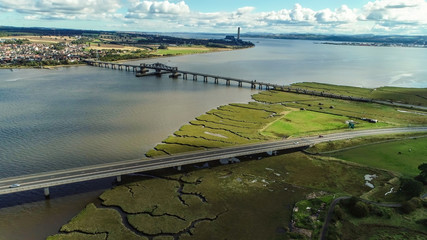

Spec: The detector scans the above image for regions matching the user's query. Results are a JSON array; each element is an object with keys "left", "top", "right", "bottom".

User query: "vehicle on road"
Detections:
[
  {"left": 319, "top": 135, "right": 324, "bottom": 138},
  {"left": 9, "top": 183, "right": 20, "bottom": 188}
]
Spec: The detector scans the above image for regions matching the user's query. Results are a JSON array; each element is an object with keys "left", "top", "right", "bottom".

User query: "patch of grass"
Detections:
[
  {"left": 328, "top": 137, "right": 427, "bottom": 177},
  {"left": 292, "top": 82, "right": 427, "bottom": 107},
  {"left": 128, "top": 214, "right": 189, "bottom": 235},
  {"left": 100, "top": 178, "right": 180, "bottom": 214},
  {"left": 307, "top": 133, "right": 427, "bottom": 154},
  {"left": 58, "top": 203, "right": 146, "bottom": 240},
  {"left": 147, "top": 103, "right": 288, "bottom": 156},
  {"left": 252, "top": 90, "right": 426, "bottom": 125},
  {"left": 262, "top": 110, "right": 388, "bottom": 138},
  {"left": 47, "top": 232, "right": 106, "bottom": 240},
  {"left": 145, "top": 149, "right": 168, "bottom": 158},
  {"left": 154, "top": 46, "right": 224, "bottom": 56},
  {"left": 155, "top": 144, "right": 204, "bottom": 155}
]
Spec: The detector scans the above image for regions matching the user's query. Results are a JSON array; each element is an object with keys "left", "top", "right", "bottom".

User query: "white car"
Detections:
[{"left": 9, "top": 183, "right": 21, "bottom": 188}]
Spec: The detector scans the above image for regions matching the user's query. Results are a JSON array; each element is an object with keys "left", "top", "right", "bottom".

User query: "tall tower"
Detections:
[{"left": 237, "top": 27, "right": 241, "bottom": 40}]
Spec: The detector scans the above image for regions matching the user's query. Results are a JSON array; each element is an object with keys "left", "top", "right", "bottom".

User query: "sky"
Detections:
[{"left": 0, "top": 0, "right": 426, "bottom": 35}]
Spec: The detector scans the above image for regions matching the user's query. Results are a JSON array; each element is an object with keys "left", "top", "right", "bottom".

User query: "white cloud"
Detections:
[
  {"left": 1, "top": 0, "right": 427, "bottom": 34},
  {"left": 315, "top": 5, "right": 358, "bottom": 23},
  {"left": 362, "top": 0, "right": 427, "bottom": 25},
  {"left": 0, "top": 0, "right": 121, "bottom": 20},
  {"left": 127, "top": 1, "right": 190, "bottom": 17}
]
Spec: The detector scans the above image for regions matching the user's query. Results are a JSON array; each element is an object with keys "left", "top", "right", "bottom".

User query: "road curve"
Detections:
[{"left": 0, "top": 127, "right": 426, "bottom": 196}]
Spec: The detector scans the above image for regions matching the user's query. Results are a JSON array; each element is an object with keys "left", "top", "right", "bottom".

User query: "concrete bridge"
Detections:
[
  {"left": 85, "top": 60, "right": 286, "bottom": 90},
  {"left": 85, "top": 60, "right": 427, "bottom": 111},
  {"left": 1, "top": 127, "right": 426, "bottom": 198}
]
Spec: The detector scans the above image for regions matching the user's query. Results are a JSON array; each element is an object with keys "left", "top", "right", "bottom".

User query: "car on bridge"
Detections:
[{"left": 9, "top": 183, "right": 20, "bottom": 188}]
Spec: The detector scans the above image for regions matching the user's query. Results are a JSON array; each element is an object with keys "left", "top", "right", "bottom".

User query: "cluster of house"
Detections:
[{"left": 0, "top": 40, "right": 89, "bottom": 64}]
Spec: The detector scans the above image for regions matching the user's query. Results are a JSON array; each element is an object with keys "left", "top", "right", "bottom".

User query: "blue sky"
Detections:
[{"left": 1, "top": 0, "right": 426, "bottom": 35}]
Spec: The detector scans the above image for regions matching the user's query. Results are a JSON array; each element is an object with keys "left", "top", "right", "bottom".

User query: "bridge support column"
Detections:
[
  {"left": 169, "top": 72, "right": 181, "bottom": 78},
  {"left": 204, "top": 76, "right": 208, "bottom": 83},
  {"left": 183, "top": 73, "right": 187, "bottom": 80},
  {"left": 238, "top": 81, "right": 242, "bottom": 87},
  {"left": 44, "top": 187, "right": 50, "bottom": 198},
  {"left": 193, "top": 75, "right": 197, "bottom": 81},
  {"left": 214, "top": 78, "right": 218, "bottom": 84},
  {"left": 155, "top": 69, "right": 162, "bottom": 77},
  {"left": 259, "top": 84, "right": 262, "bottom": 89},
  {"left": 226, "top": 80, "right": 230, "bottom": 86},
  {"left": 116, "top": 175, "right": 122, "bottom": 183},
  {"left": 177, "top": 165, "right": 182, "bottom": 171}
]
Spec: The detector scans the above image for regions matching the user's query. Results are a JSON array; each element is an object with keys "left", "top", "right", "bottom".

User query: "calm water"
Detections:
[{"left": 0, "top": 38, "right": 426, "bottom": 239}]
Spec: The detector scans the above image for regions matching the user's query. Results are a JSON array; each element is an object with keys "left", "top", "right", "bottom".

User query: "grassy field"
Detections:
[
  {"left": 50, "top": 151, "right": 398, "bottom": 239},
  {"left": 2, "top": 35, "right": 78, "bottom": 44},
  {"left": 146, "top": 102, "right": 287, "bottom": 157},
  {"left": 49, "top": 84, "right": 427, "bottom": 239},
  {"left": 154, "top": 46, "right": 227, "bottom": 56},
  {"left": 292, "top": 82, "right": 427, "bottom": 106},
  {"left": 48, "top": 203, "right": 146, "bottom": 240},
  {"left": 262, "top": 110, "right": 389, "bottom": 138},
  {"left": 328, "top": 136, "right": 427, "bottom": 177},
  {"left": 253, "top": 90, "right": 427, "bottom": 126},
  {"left": 146, "top": 87, "right": 427, "bottom": 158}
]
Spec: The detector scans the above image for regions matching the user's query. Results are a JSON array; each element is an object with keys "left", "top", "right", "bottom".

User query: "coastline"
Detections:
[{"left": 1, "top": 45, "right": 252, "bottom": 70}]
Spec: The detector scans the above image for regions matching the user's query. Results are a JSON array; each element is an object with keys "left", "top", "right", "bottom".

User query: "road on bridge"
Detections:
[{"left": 0, "top": 127, "right": 426, "bottom": 196}]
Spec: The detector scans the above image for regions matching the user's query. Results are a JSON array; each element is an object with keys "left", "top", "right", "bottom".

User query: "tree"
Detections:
[
  {"left": 158, "top": 44, "right": 168, "bottom": 49},
  {"left": 350, "top": 201, "right": 369, "bottom": 218},
  {"left": 415, "top": 163, "right": 427, "bottom": 184},
  {"left": 399, "top": 178, "right": 423, "bottom": 198}
]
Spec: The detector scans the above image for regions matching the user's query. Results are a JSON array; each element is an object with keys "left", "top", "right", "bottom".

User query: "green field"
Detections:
[
  {"left": 328, "top": 137, "right": 427, "bottom": 177},
  {"left": 262, "top": 110, "right": 389, "bottom": 137},
  {"left": 50, "top": 151, "right": 399, "bottom": 239},
  {"left": 146, "top": 102, "right": 287, "bottom": 157},
  {"left": 49, "top": 84, "right": 427, "bottom": 240},
  {"left": 291, "top": 82, "right": 427, "bottom": 106}
]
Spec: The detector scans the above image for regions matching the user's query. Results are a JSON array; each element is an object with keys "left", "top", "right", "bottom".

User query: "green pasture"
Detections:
[
  {"left": 328, "top": 137, "right": 427, "bottom": 177},
  {"left": 307, "top": 133, "right": 427, "bottom": 154},
  {"left": 252, "top": 90, "right": 426, "bottom": 125},
  {"left": 261, "top": 110, "right": 387, "bottom": 137},
  {"left": 292, "top": 82, "right": 427, "bottom": 106}
]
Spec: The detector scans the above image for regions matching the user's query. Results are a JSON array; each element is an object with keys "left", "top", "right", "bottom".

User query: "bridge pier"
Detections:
[
  {"left": 116, "top": 175, "right": 122, "bottom": 183},
  {"left": 183, "top": 73, "right": 187, "bottom": 80},
  {"left": 177, "top": 165, "right": 182, "bottom": 171},
  {"left": 193, "top": 75, "right": 198, "bottom": 81},
  {"left": 169, "top": 72, "right": 181, "bottom": 78},
  {"left": 238, "top": 81, "right": 242, "bottom": 87},
  {"left": 204, "top": 76, "right": 208, "bottom": 83},
  {"left": 226, "top": 80, "right": 230, "bottom": 86},
  {"left": 214, "top": 78, "right": 218, "bottom": 84},
  {"left": 44, "top": 187, "right": 50, "bottom": 198}
]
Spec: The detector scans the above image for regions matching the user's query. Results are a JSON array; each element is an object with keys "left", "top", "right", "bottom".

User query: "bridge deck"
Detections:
[{"left": 1, "top": 127, "right": 426, "bottom": 196}]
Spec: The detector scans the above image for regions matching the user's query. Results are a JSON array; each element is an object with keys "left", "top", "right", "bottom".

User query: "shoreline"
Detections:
[{"left": 1, "top": 45, "right": 252, "bottom": 70}]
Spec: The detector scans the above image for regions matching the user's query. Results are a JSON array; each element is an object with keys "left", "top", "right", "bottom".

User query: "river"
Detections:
[{"left": 0, "top": 38, "right": 426, "bottom": 240}]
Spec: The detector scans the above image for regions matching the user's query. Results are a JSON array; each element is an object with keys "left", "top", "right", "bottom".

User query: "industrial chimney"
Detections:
[{"left": 237, "top": 27, "right": 241, "bottom": 40}]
